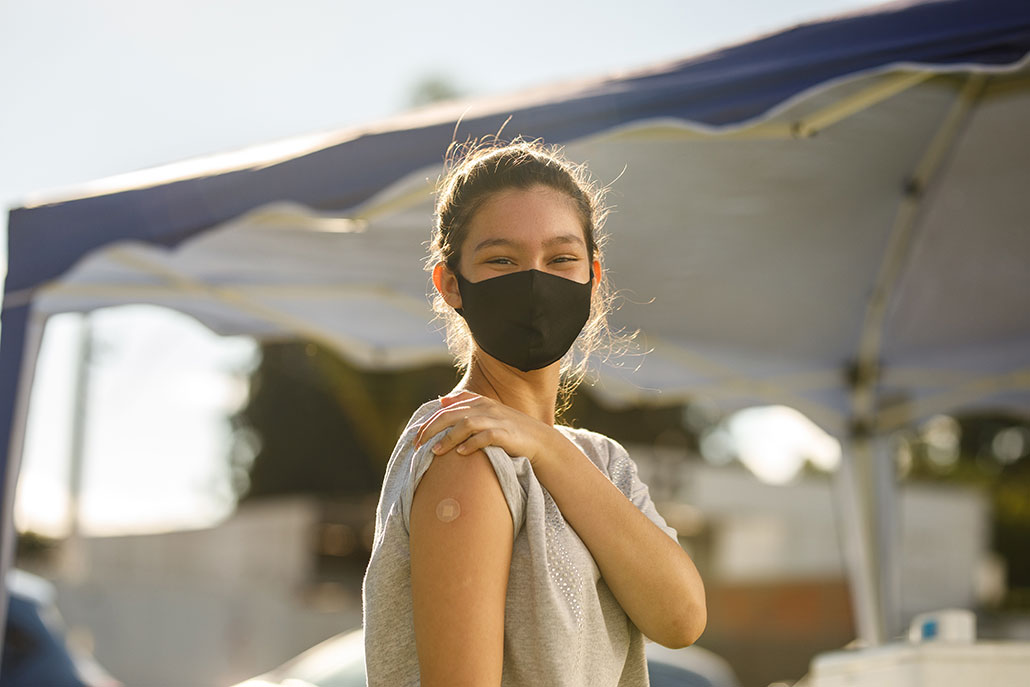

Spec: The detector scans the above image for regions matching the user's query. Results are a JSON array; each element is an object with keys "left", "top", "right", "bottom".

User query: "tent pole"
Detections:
[
  {"left": 62, "top": 313, "right": 93, "bottom": 581},
  {"left": 837, "top": 429, "right": 903, "bottom": 644},
  {"left": 837, "top": 72, "right": 987, "bottom": 648},
  {"left": 871, "top": 433, "right": 903, "bottom": 640},
  {"left": 0, "top": 309, "right": 48, "bottom": 658},
  {"left": 833, "top": 434, "right": 885, "bottom": 645}
]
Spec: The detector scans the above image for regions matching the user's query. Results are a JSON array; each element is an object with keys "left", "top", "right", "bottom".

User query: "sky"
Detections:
[{"left": 0, "top": 0, "right": 879, "bottom": 536}]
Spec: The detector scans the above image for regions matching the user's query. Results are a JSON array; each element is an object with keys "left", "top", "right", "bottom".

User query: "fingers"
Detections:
[
  {"left": 451, "top": 428, "right": 501, "bottom": 456},
  {"left": 428, "top": 413, "right": 490, "bottom": 455},
  {"left": 416, "top": 394, "right": 488, "bottom": 447},
  {"left": 413, "top": 393, "right": 509, "bottom": 457},
  {"left": 416, "top": 402, "right": 477, "bottom": 448},
  {"left": 415, "top": 406, "right": 448, "bottom": 448},
  {"left": 440, "top": 390, "right": 481, "bottom": 408}
]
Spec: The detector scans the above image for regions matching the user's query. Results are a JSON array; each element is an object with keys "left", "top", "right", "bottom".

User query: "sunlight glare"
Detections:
[{"left": 726, "top": 405, "right": 841, "bottom": 484}]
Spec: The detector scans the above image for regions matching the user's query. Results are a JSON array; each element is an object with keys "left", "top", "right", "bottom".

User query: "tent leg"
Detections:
[
  {"left": 61, "top": 313, "right": 94, "bottom": 582},
  {"left": 0, "top": 309, "right": 49, "bottom": 650},
  {"left": 871, "top": 433, "right": 902, "bottom": 640},
  {"left": 835, "top": 432, "right": 904, "bottom": 644},
  {"left": 833, "top": 437, "right": 885, "bottom": 645}
]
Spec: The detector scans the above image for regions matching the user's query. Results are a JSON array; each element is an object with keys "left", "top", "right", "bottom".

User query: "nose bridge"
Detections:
[
  {"left": 526, "top": 245, "right": 548, "bottom": 272},
  {"left": 528, "top": 258, "right": 548, "bottom": 272}
]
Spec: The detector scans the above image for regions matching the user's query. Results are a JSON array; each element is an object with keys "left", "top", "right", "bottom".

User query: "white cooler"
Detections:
[{"left": 807, "top": 610, "right": 1030, "bottom": 687}]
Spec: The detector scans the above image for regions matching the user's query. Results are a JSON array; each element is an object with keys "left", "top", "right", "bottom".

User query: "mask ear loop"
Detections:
[
  {"left": 447, "top": 262, "right": 506, "bottom": 399},
  {"left": 447, "top": 261, "right": 467, "bottom": 317},
  {"left": 453, "top": 271, "right": 467, "bottom": 318}
]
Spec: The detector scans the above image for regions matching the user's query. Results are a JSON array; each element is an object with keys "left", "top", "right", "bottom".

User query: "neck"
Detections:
[{"left": 457, "top": 354, "right": 560, "bottom": 426}]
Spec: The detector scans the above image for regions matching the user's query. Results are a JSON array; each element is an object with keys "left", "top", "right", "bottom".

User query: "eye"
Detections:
[
  {"left": 487, "top": 257, "right": 515, "bottom": 265},
  {"left": 551, "top": 255, "right": 579, "bottom": 264}
]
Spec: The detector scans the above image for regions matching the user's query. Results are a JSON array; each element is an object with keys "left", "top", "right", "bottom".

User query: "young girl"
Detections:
[{"left": 362, "top": 137, "right": 706, "bottom": 686}]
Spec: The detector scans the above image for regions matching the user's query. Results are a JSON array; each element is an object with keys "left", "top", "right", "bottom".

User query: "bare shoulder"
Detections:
[{"left": 411, "top": 447, "right": 512, "bottom": 536}]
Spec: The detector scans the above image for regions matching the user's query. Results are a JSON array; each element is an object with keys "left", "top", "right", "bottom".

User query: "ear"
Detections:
[
  {"left": 590, "top": 259, "right": 602, "bottom": 294},
  {"left": 433, "top": 262, "right": 463, "bottom": 309}
]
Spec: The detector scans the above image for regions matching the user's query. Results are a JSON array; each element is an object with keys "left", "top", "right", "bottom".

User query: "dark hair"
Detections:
[{"left": 428, "top": 135, "right": 619, "bottom": 404}]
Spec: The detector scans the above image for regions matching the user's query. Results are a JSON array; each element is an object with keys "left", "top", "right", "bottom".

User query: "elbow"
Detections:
[{"left": 655, "top": 597, "right": 707, "bottom": 649}]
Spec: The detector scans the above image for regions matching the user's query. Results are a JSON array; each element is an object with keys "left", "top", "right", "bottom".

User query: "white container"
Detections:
[
  {"left": 808, "top": 641, "right": 1030, "bottom": 687},
  {"left": 907, "top": 609, "right": 977, "bottom": 644}
]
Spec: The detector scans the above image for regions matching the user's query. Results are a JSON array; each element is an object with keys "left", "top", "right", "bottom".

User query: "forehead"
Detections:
[{"left": 464, "top": 185, "right": 586, "bottom": 249}]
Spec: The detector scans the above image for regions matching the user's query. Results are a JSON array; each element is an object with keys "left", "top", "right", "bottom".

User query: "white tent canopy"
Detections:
[{"left": 33, "top": 66, "right": 1030, "bottom": 432}]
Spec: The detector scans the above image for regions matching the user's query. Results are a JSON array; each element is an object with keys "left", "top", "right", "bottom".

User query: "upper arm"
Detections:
[{"left": 409, "top": 447, "right": 513, "bottom": 687}]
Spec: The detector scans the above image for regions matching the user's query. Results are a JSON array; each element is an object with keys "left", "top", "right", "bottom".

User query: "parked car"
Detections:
[
  {"left": 2, "top": 569, "right": 121, "bottom": 687},
  {"left": 231, "top": 627, "right": 739, "bottom": 687}
]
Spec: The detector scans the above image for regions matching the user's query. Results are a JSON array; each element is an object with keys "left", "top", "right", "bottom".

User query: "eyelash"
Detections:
[{"left": 486, "top": 256, "right": 578, "bottom": 265}]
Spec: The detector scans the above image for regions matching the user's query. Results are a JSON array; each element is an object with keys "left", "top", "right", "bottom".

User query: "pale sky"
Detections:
[{"left": 2, "top": 0, "right": 869, "bottom": 535}]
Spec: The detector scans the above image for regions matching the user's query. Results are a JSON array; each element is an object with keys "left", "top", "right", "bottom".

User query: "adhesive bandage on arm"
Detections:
[{"left": 436, "top": 498, "right": 461, "bottom": 523}]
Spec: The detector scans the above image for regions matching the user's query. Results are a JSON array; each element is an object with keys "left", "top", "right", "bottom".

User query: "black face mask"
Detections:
[{"left": 454, "top": 267, "right": 593, "bottom": 372}]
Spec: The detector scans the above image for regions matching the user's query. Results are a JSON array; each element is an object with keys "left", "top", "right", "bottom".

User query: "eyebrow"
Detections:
[{"left": 472, "top": 234, "right": 586, "bottom": 253}]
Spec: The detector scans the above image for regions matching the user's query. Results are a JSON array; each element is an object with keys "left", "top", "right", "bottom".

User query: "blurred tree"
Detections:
[
  {"left": 229, "top": 340, "right": 457, "bottom": 502},
  {"left": 903, "top": 410, "right": 1030, "bottom": 609},
  {"left": 15, "top": 530, "right": 59, "bottom": 563},
  {"left": 565, "top": 391, "right": 699, "bottom": 454},
  {"left": 407, "top": 73, "right": 464, "bottom": 108}
]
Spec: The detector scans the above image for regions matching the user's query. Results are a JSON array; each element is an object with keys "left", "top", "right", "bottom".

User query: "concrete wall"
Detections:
[
  {"left": 44, "top": 497, "right": 363, "bottom": 687},
  {"left": 627, "top": 449, "right": 993, "bottom": 686},
  {"left": 628, "top": 449, "right": 992, "bottom": 618}
]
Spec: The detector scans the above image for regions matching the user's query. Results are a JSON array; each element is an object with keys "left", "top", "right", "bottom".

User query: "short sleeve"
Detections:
[
  {"left": 605, "top": 438, "right": 680, "bottom": 542},
  {"left": 399, "top": 428, "right": 527, "bottom": 539}
]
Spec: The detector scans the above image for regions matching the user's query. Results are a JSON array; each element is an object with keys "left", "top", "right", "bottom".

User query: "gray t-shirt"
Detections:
[{"left": 362, "top": 398, "right": 679, "bottom": 687}]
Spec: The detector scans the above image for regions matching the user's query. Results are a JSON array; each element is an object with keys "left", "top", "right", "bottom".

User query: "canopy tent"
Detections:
[{"left": 3, "top": 0, "right": 1030, "bottom": 652}]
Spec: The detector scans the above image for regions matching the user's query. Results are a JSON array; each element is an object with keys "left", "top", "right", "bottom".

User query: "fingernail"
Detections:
[
  {"left": 432, "top": 443, "right": 444, "bottom": 454},
  {"left": 456, "top": 444, "right": 466, "bottom": 454}
]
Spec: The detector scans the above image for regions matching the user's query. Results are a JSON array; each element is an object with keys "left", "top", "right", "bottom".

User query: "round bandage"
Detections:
[{"left": 435, "top": 497, "right": 461, "bottom": 523}]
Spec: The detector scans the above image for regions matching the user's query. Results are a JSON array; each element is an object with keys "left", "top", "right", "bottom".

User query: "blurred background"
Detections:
[{"left": 3, "top": 1, "right": 1030, "bottom": 686}]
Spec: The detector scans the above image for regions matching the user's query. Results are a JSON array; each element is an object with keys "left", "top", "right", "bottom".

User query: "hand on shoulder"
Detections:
[{"left": 415, "top": 390, "right": 563, "bottom": 467}]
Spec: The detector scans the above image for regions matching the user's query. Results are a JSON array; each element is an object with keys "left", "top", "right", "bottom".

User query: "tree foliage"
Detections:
[
  {"left": 228, "top": 340, "right": 457, "bottom": 502},
  {"left": 903, "top": 410, "right": 1030, "bottom": 607}
]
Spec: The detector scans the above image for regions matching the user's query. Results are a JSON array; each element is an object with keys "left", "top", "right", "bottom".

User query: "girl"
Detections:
[{"left": 362, "top": 137, "right": 706, "bottom": 686}]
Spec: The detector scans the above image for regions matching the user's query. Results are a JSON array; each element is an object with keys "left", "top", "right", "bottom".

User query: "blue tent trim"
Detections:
[{"left": 1, "top": 0, "right": 1029, "bottom": 647}]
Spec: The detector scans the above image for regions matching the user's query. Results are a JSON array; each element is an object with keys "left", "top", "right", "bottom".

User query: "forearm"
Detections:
[{"left": 533, "top": 433, "right": 707, "bottom": 647}]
